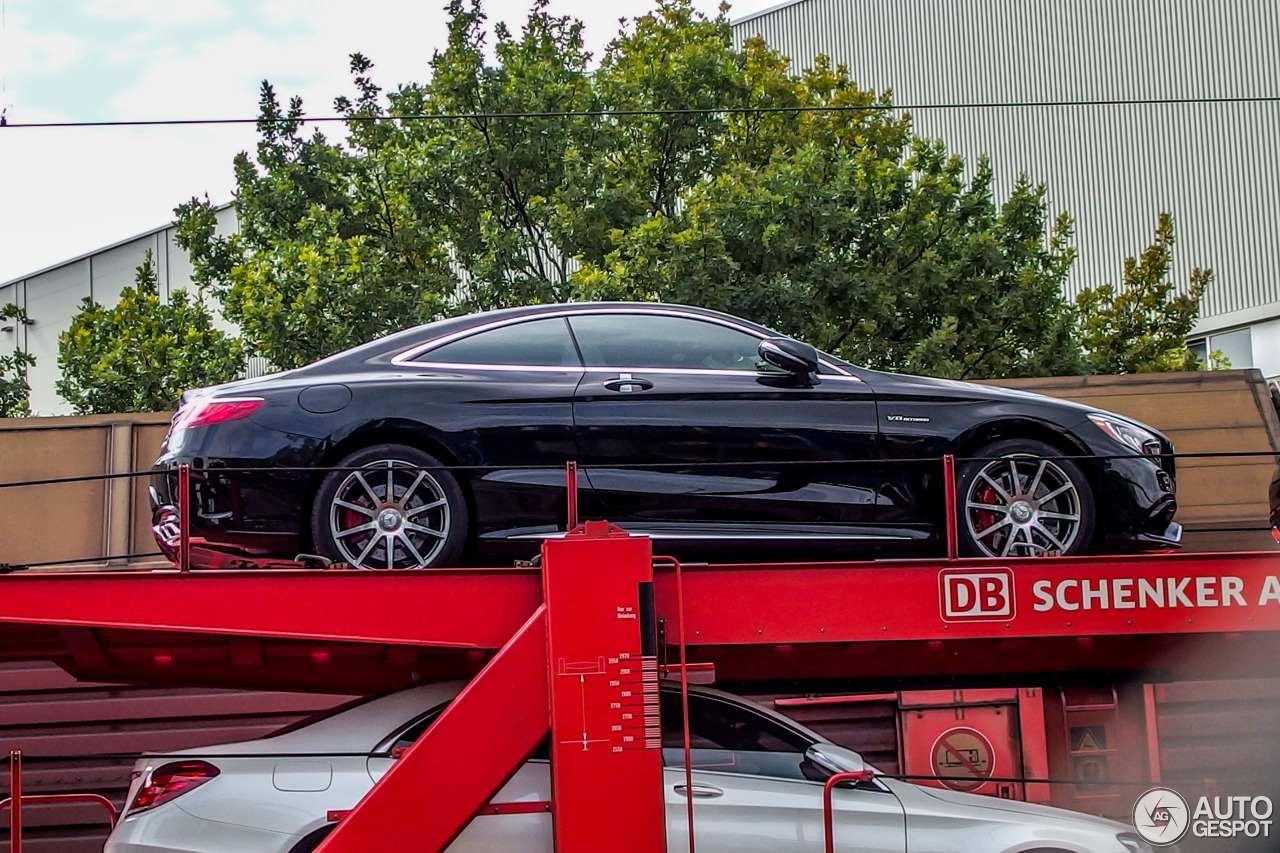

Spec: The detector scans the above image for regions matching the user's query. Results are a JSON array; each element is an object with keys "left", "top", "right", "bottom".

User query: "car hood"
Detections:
[
  {"left": 857, "top": 368, "right": 1093, "bottom": 411},
  {"left": 853, "top": 368, "right": 1177, "bottom": 440},
  {"left": 887, "top": 777, "right": 1131, "bottom": 832}
]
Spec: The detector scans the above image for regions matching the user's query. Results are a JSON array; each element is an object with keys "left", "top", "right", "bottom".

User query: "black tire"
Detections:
[
  {"left": 288, "top": 826, "right": 334, "bottom": 853},
  {"left": 956, "top": 438, "right": 1095, "bottom": 557},
  {"left": 311, "top": 444, "right": 468, "bottom": 569}
]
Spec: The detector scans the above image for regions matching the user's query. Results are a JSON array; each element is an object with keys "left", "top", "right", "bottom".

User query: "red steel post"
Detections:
[
  {"left": 9, "top": 750, "right": 19, "bottom": 853},
  {"left": 943, "top": 454, "right": 959, "bottom": 560},
  {"left": 177, "top": 464, "right": 191, "bottom": 572},
  {"left": 565, "top": 460, "right": 579, "bottom": 531},
  {"left": 543, "top": 524, "right": 667, "bottom": 853}
]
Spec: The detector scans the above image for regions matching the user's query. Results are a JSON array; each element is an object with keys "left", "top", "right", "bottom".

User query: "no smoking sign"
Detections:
[{"left": 930, "top": 727, "right": 996, "bottom": 791}]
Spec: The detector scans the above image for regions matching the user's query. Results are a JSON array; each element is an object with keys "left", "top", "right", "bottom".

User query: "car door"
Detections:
[
  {"left": 567, "top": 310, "right": 886, "bottom": 542},
  {"left": 662, "top": 691, "right": 906, "bottom": 853}
]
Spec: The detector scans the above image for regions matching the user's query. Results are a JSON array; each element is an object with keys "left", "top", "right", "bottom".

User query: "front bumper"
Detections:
[{"left": 1092, "top": 452, "right": 1181, "bottom": 553}]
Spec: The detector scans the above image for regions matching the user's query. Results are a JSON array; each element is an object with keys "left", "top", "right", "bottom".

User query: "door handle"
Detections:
[
  {"left": 603, "top": 373, "right": 653, "bottom": 393},
  {"left": 673, "top": 784, "right": 723, "bottom": 798}
]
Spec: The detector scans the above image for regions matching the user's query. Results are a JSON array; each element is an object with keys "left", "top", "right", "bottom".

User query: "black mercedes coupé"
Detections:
[{"left": 151, "top": 302, "right": 1180, "bottom": 569}]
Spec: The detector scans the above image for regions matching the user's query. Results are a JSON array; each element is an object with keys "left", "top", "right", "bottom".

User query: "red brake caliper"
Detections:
[
  {"left": 342, "top": 506, "right": 370, "bottom": 550},
  {"left": 975, "top": 485, "right": 998, "bottom": 537}
]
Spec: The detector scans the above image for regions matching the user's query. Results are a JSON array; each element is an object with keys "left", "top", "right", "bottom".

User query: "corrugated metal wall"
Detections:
[
  {"left": 732, "top": 0, "right": 1280, "bottom": 334},
  {"left": 1152, "top": 679, "right": 1280, "bottom": 853},
  {"left": 0, "top": 662, "right": 348, "bottom": 853}
]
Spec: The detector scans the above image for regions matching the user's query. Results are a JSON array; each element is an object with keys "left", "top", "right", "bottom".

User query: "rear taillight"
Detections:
[
  {"left": 127, "top": 760, "right": 220, "bottom": 815},
  {"left": 170, "top": 398, "right": 264, "bottom": 436}
]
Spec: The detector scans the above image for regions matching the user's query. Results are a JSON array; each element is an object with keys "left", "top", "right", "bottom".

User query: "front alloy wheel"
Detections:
[{"left": 959, "top": 439, "right": 1094, "bottom": 558}]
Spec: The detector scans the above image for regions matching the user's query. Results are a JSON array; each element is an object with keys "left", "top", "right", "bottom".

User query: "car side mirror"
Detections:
[
  {"left": 759, "top": 337, "right": 819, "bottom": 376},
  {"left": 804, "top": 744, "right": 874, "bottom": 782}
]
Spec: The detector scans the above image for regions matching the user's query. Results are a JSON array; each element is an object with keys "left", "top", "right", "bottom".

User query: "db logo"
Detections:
[{"left": 940, "top": 569, "right": 1015, "bottom": 621}]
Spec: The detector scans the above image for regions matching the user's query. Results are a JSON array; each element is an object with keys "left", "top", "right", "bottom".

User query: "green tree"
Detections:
[
  {"left": 175, "top": 66, "right": 460, "bottom": 371},
  {"left": 413, "top": 0, "right": 598, "bottom": 309},
  {"left": 572, "top": 50, "right": 1084, "bottom": 380},
  {"left": 0, "top": 304, "right": 34, "bottom": 417},
  {"left": 1076, "top": 214, "right": 1210, "bottom": 374},
  {"left": 57, "top": 251, "right": 246, "bottom": 414}
]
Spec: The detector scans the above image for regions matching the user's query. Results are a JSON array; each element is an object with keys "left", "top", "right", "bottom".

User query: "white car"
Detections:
[{"left": 104, "top": 681, "right": 1159, "bottom": 853}]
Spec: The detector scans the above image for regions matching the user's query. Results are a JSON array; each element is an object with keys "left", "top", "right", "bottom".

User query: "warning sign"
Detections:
[
  {"left": 1071, "top": 726, "right": 1107, "bottom": 752},
  {"left": 930, "top": 727, "right": 995, "bottom": 791}
]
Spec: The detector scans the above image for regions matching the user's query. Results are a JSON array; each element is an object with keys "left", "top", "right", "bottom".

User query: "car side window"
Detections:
[
  {"left": 413, "top": 317, "right": 581, "bottom": 367},
  {"left": 568, "top": 314, "right": 765, "bottom": 371},
  {"left": 659, "top": 691, "right": 813, "bottom": 780}
]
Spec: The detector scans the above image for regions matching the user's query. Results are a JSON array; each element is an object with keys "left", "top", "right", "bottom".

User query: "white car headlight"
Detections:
[{"left": 1088, "top": 413, "right": 1162, "bottom": 456}]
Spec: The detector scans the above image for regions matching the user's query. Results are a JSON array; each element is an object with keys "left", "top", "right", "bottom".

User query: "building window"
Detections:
[{"left": 1190, "top": 328, "right": 1253, "bottom": 370}]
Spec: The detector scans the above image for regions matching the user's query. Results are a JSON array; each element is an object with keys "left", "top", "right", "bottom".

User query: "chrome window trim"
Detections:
[{"left": 388, "top": 306, "right": 856, "bottom": 379}]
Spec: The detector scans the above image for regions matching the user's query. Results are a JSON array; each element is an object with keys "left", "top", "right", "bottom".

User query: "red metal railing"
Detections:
[
  {"left": 943, "top": 453, "right": 959, "bottom": 559},
  {"left": 4, "top": 750, "right": 119, "bottom": 853},
  {"left": 177, "top": 463, "right": 191, "bottom": 573},
  {"left": 653, "top": 555, "right": 697, "bottom": 853},
  {"left": 565, "top": 461, "right": 578, "bottom": 531},
  {"left": 823, "top": 770, "right": 876, "bottom": 853}
]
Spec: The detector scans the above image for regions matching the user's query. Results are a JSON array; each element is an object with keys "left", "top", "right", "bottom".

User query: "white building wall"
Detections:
[{"left": 1250, "top": 320, "right": 1280, "bottom": 381}]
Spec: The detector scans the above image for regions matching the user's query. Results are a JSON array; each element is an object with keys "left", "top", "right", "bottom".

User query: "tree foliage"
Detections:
[
  {"left": 174, "top": 0, "right": 1207, "bottom": 380},
  {"left": 1075, "top": 214, "right": 1210, "bottom": 374},
  {"left": 0, "top": 304, "right": 34, "bottom": 417},
  {"left": 57, "top": 251, "right": 246, "bottom": 415}
]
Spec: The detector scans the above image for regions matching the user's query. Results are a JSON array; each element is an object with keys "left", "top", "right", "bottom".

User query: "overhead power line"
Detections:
[{"left": 1, "top": 95, "right": 1278, "bottom": 129}]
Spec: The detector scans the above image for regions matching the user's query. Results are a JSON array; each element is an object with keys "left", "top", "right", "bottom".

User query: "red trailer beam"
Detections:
[
  {"left": 0, "top": 568, "right": 540, "bottom": 648},
  {"left": 654, "top": 551, "right": 1280, "bottom": 647}
]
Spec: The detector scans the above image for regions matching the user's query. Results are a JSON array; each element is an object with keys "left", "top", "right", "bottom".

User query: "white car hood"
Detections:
[{"left": 891, "top": 778, "right": 1131, "bottom": 832}]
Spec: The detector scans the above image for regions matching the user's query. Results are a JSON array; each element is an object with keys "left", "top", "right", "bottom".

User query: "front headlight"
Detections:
[
  {"left": 1117, "top": 833, "right": 1157, "bottom": 853},
  {"left": 1088, "top": 413, "right": 1162, "bottom": 456}
]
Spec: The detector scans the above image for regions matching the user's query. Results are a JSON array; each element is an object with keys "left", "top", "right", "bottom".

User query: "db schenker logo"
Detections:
[{"left": 1134, "top": 787, "right": 1189, "bottom": 846}]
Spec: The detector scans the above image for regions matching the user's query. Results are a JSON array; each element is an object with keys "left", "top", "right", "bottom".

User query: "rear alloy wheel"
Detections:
[
  {"left": 958, "top": 439, "right": 1094, "bottom": 558},
  {"left": 312, "top": 444, "right": 467, "bottom": 569}
]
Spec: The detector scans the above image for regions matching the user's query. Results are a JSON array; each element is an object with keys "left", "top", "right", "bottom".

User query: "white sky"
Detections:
[{"left": 0, "top": 0, "right": 782, "bottom": 283}]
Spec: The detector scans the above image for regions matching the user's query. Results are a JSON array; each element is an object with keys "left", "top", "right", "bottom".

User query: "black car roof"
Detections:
[{"left": 296, "top": 302, "right": 781, "bottom": 374}]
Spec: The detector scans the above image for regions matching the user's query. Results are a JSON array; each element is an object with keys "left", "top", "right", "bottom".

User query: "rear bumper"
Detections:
[
  {"left": 150, "top": 463, "right": 304, "bottom": 569},
  {"left": 105, "top": 805, "right": 300, "bottom": 853}
]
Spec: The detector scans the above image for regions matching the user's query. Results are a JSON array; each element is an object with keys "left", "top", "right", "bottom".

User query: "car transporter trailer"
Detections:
[{"left": 0, "top": 457, "right": 1277, "bottom": 852}]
